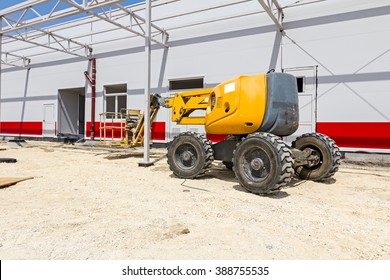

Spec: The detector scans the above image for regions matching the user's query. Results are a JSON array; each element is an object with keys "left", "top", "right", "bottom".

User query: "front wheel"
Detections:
[
  {"left": 292, "top": 133, "right": 341, "bottom": 181},
  {"left": 233, "top": 133, "right": 294, "bottom": 194},
  {"left": 167, "top": 132, "right": 214, "bottom": 178}
]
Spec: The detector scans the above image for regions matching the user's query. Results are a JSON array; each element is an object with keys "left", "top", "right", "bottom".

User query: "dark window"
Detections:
[
  {"left": 106, "top": 96, "right": 116, "bottom": 113},
  {"left": 169, "top": 78, "right": 204, "bottom": 90},
  {"left": 296, "top": 77, "right": 304, "bottom": 93},
  {"left": 105, "top": 83, "right": 127, "bottom": 94},
  {"left": 117, "top": 95, "right": 127, "bottom": 112}
]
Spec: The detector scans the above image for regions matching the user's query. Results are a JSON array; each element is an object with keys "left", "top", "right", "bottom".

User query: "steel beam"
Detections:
[
  {"left": 257, "top": 0, "right": 284, "bottom": 31},
  {"left": 3, "top": 33, "right": 87, "bottom": 59},
  {"left": 61, "top": 0, "right": 168, "bottom": 47},
  {"left": 113, "top": 3, "right": 169, "bottom": 45},
  {"left": 0, "top": 0, "right": 125, "bottom": 34},
  {"left": 140, "top": 0, "right": 153, "bottom": 167},
  {"left": 2, "top": 16, "right": 90, "bottom": 58},
  {"left": 0, "top": 0, "right": 168, "bottom": 48},
  {"left": 1, "top": 51, "right": 31, "bottom": 68}
]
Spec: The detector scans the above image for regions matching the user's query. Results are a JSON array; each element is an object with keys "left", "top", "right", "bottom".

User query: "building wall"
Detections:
[
  {"left": 281, "top": 0, "right": 390, "bottom": 151},
  {"left": 0, "top": 0, "right": 389, "bottom": 152}
]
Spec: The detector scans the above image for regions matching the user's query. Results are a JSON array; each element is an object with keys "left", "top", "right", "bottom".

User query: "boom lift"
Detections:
[
  {"left": 99, "top": 95, "right": 160, "bottom": 147},
  {"left": 160, "top": 72, "right": 341, "bottom": 194}
]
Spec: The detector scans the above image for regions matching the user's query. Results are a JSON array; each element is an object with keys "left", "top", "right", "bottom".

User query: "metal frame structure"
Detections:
[
  {"left": 0, "top": 0, "right": 285, "bottom": 165},
  {"left": 0, "top": 51, "right": 31, "bottom": 68},
  {"left": 257, "top": 0, "right": 284, "bottom": 31},
  {"left": 0, "top": 0, "right": 168, "bottom": 59},
  {"left": 0, "top": 0, "right": 169, "bottom": 165}
]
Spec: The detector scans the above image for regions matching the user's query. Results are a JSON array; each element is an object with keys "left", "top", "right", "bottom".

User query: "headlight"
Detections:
[{"left": 210, "top": 92, "right": 216, "bottom": 111}]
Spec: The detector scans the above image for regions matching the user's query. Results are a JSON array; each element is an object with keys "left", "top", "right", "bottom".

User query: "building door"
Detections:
[
  {"left": 58, "top": 88, "right": 85, "bottom": 136},
  {"left": 43, "top": 103, "right": 55, "bottom": 137},
  {"left": 283, "top": 66, "right": 318, "bottom": 143},
  {"left": 78, "top": 94, "right": 85, "bottom": 135}
]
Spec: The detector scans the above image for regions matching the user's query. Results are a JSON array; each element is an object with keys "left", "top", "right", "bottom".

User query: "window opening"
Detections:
[
  {"left": 169, "top": 77, "right": 204, "bottom": 90},
  {"left": 296, "top": 77, "right": 304, "bottom": 93},
  {"left": 105, "top": 83, "right": 127, "bottom": 119}
]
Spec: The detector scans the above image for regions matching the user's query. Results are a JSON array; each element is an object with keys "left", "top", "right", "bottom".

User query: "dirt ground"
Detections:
[{"left": 0, "top": 140, "right": 389, "bottom": 260}]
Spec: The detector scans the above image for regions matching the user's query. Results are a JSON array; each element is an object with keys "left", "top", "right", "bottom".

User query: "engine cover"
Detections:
[
  {"left": 259, "top": 72, "right": 299, "bottom": 136},
  {"left": 204, "top": 72, "right": 299, "bottom": 137}
]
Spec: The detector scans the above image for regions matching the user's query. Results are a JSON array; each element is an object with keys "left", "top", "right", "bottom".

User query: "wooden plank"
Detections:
[{"left": 0, "top": 177, "right": 33, "bottom": 188}]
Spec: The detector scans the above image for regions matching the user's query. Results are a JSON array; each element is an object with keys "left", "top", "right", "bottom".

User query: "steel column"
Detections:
[
  {"left": 140, "top": 0, "right": 152, "bottom": 167},
  {"left": 90, "top": 57, "right": 96, "bottom": 140}
]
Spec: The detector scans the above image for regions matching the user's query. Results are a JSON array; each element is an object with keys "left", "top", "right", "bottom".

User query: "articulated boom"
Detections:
[{"left": 163, "top": 88, "right": 212, "bottom": 125}]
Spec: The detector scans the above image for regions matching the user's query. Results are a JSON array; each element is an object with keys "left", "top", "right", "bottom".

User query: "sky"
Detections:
[{"left": 0, "top": 0, "right": 144, "bottom": 10}]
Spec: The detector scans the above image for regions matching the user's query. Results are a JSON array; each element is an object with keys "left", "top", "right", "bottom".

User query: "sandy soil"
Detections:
[{"left": 0, "top": 141, "right": 389, "bottom": 260}]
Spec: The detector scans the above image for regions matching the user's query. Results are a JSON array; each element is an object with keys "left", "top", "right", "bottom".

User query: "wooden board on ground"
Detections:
[{"left": 0, "top": 177, "right": 33, "bottom": 188}]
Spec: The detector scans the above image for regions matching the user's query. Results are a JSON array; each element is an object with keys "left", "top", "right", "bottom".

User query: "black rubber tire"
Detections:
[
  {"left": 222, "top": 161, "right": 233, "bottom": 170},
  {"left": 232, "top": 133, "right": 294, "bottom": 194},
  {"left": 292, "top": 133, "right": 341, "bottom": 181},
  {"left": 167, "top": 131, "right": 214, "bottom": 178}
]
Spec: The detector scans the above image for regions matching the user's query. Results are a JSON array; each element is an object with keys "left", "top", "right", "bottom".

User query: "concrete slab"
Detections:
[
  {"left": 83, "top": 140, "right": 100, "bottom": 146},
  {"left": 344, "top": 152, "right": 390, "bottom": 167},
  {"left": 7, "top": 139, "right": 28, "bottom": 148}
]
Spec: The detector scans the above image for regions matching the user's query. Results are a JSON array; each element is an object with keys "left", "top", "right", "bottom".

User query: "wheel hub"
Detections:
[
  {"left": 250, "top": 158, "right": 264, "bottom": 171},
  {"left": 180, "top": 150, "right": 194, "bottom": 162},
  {"left": 303, "top": 148, "right": 321, "bottom": 167}
]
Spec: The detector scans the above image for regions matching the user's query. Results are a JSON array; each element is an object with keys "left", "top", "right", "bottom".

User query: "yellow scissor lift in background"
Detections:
[{"left": 98, "top": 96, "right": 160, "bottom": 147}]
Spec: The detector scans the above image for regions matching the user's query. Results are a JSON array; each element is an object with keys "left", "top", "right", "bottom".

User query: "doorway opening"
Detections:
[
  {"left": 58, "top": 87, "right": 85, "bottom": 137},
  {"left": 283, "top": 66, "right": 318, "bottom": 143}
]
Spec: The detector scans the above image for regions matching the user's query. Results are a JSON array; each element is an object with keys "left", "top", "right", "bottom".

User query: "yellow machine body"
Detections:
[
  {"left": 165, "top": 72, "right": 298, "bottom": 137},
  {"left": 205, "top": 74, "right": 267, "bottom": 134}
]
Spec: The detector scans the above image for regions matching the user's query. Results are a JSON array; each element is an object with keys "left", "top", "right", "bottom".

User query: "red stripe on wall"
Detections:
[
  {"left": 151, "top": 122, "right": 165, "bottom": 141},
  {"left": 317, "top": 122, "right": 390, "bottom": 149},
  {"left": 0, "top": 122, "right": 42, "bottom": 136},
  {"left": 86, "top": 122, "right": 122, "bottom": 139},
  {"left": 86, "top": 121, "right": 166, "bottom": 141},
  {"left": 1, "top": 121, "right": 388, "bottom": 150}
]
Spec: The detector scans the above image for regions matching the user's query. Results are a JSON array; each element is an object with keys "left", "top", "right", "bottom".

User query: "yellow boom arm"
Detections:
[{"left": 164, "top": 88, "right": 213, "bottom": 125}]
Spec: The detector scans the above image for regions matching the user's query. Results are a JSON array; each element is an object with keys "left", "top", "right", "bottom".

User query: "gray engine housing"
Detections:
[{"left": 258, "top": 72, "right": 299, "bottom": 136}]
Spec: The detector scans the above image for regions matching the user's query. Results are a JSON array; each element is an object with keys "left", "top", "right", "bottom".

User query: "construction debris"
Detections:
[
  {"left": 0, "top": 158, "right": 17, "bottom": 163},
  {"left": 0, "top": 177, "right": 33, "bottom": 188}
]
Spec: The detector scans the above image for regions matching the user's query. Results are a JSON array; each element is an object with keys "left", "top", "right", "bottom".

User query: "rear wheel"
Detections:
[
  {"left": 292, "top": 133, "right": 341, "bottom": 181},
  {"left": 167, "top": 132, "right": 214, "bottom": 178},
  {"left": 233, "top": 133, "right": 294, "bottom": 194}
]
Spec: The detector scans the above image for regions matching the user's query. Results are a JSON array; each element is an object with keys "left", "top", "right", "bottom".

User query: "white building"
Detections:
[{"left": 1, "top": 0, "right": 389, "bottom": 153}]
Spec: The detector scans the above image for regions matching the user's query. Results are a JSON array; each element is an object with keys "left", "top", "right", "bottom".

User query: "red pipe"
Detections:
[
  {"left": 84, "top": 57, "right": 96, "bottom": 140},
  {"left": 90, "top": 58, "right": 96, "bottom": 140}
]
